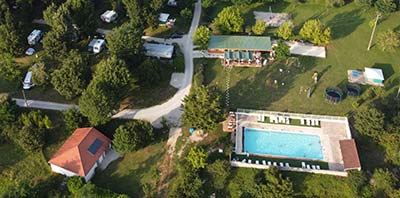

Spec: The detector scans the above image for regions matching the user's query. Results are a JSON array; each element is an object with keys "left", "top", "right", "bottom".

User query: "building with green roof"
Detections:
[{"left": 208, "top": 35, "right": 272, "bottom": 53}]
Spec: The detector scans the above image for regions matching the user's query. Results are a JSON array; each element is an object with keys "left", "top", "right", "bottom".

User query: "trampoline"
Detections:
[
  {"left": 346, "top": 84, "right": 361, "bottom": 97},
  {"left": 325, "top": 87, "right": 343, "bottom": 104}
]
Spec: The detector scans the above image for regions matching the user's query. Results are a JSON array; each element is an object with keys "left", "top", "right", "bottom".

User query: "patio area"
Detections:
[{"left": 253, "top": 11, "right": 291, "bottom": 27}]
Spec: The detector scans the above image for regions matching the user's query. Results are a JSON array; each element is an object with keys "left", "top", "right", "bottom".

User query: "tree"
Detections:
[
  {"left": 113, "top": 120, "right": 154, "bottom": 154},
  {"left": 258, "top": 168, "right": 294, "bottom": 198},
  {"left": 149, "top": 0, "right": 163, "bottom": 12},
  {"left": 186, "top": 146, "right": 208, "bottom": 170},
  {"left": 299, "top": 19, "right": 331, "bottom": 46},
  {"left": 375, "top": 0, "right": 397, "bottom": 14},
  {"left": 106, "top": 22, "right": 143, "bottom": 62},
  {"left": 252, "top": 20, "right": 266, "bottom": 35},
  {"left": 193, "top": 25, "right": 211, "bottom": 49},
  {"left": 0, "top": 94, "right": 17, "bottom": 142},
  {"left": 51, "top": 50, "right": 89, "bottom": 99},
  {"left": 79, "top": 80, "right": 119, "bottom": 125},
  {"left": 214, "top": 6, "right": 244, "bottom": 33},
  {"left": 77, "top": 183, "right": 128, "bottom": 197},
  {"left": 168, "top": 165, "right": 203, "bottom": 198},
  {"left": 207, "top": 159, "right": 231, "bottom": 190},
  {"left": 354, "top": 107, "right": 385, "bottom": 140},
  {"left": 42, "top": 30, "right": 68, "bottom": 61},
  {"left": 31, "top": 62, "right": 49, "bottom": 87},
  {"left": 232, "top": 0, "right": 252, "bottom": 5},
  {"left": 277, "top": 22, "right": 294, "bottom": 40},
  {"left": 43, "top": 3, "right": 73, "bottom": 37},
  {"left": 0, "top": 53, "right": 21, "bottom": 81},
  {"left": 4, "top": 110, "right": 52, "bottom": 152},
  {"left": 202, "top": 0, "right": 215, "bottom": 8},
  {"left": 303, "top": 174, "right": 357, "bottom": 197},
  {"left": 137, "top": 59, "right": 163, "bottom": 87},
  {"left": 180, "top": 8, "right": 192, "bottom": 22},
  {"left": 0, "top": 23, "right": 22, "bottom": 56},
  {"left": 371, "top": 169, "right": 398, "bottom": 198},
  {"left": 379, "top": 133, "right": 400, "bottom": 166},
  {"left": 376, "top": 30, "right": 400, "bottom": 52},
  {"left": 122, "top": 0, "right": 141, "bottom": 25},
  {"left": 94, "top": 56, "right": 131, "bottom": 89},
  {"left": 67, "top": 176, "right": 84, "bottom": 194},
  {"left": 62, "top": 107, "right": 86, "bottom": 133},
  {"left": 275, "top": 40, "right": 291, "bottom": 60},
  {"left": 182, "top": 85, "right": 223, "bottom": 132},
  {"left": 65, "top": 0, "right": 96, "bottom": 36}
]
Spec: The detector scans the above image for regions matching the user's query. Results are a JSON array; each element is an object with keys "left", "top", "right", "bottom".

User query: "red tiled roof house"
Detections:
[{"left": 48, "top": 127, "right": 111, "bottom": 182}]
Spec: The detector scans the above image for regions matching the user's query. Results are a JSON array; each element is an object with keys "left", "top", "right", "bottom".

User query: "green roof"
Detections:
[{"left": 208, "top": 35, "right": 272, "bottom": 51}]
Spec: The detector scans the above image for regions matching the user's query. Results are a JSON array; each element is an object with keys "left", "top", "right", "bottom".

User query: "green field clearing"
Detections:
[
  {"left": 92, "top": 142, "right": 166, "bottom": 197},
  {"left": 196, "top": 3, "right": 400, "bottom": 116}
]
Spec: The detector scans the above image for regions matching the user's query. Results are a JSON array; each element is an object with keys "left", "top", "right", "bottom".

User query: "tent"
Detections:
[{"left": 364, "top": 67, "right": 384, "bottom": 84}]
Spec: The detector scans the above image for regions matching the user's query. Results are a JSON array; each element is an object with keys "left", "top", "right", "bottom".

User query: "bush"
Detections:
[
  {"left": 376, "top": 30, "right": 400, "bottom": 52},
  {"left": 113, "top": 120, "right": 154, "bottom": 155},
  {"left": 62, "top": 107, "right": 86, "bottom": 133},
  {"left": 194, "top": 26, "right": 211, "bottom": 50},
  {"left": 252, "top": 20, "right": 266, "bottom": 35},
  {"left": 186, "top": 146, "right": 208, "bottom": 170},
  {"left": 277, "top": 22, "right": 294, "bottom": 40},
  {"left": 67, "top": 176, "right": 85, "bottom": 194},
  {"left": 299, "top": 20, "right": 331, "bottom": 46},
  {"left": 275, "top": 40, "right": 291, "bottom": 60}
]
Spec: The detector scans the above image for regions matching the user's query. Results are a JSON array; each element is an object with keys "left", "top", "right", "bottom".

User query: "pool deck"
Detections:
[{"left": 235, "top": 111, "right": 351, "bottom": 171}]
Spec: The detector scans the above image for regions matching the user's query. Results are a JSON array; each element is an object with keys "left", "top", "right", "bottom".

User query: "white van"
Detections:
[
  {"left": 23, "top": 71, "right": 34, "bottom": 90},
  {"left": 27, "top": 29, "right": 43, "bottom": 45}
]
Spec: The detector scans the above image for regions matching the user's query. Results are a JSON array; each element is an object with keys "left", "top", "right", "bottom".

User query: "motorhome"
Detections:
[
  {"left": 27, "top": 29, "right": 43, "bottom": 45},
  {"left": 88, "top": 39, "right": 106, "bottom": 54},
  {"left": 23, "top": 71, "right": 34, "bottom": 90},
  {"left": 101, "top": 10, "right": 118, "bottom": 23}
]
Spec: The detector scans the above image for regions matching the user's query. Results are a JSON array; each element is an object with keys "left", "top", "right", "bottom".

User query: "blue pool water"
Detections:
[{"left": 244, "top": 128, "right": 323, "bottom": 160}]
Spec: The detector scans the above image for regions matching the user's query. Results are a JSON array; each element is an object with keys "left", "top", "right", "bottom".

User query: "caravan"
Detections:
[
  {"left": 88, "top": 39, "right": 106, "bottom": 54},
  {"left": 27, "top": 29, "right": 43, "bottom": 45},
  {"left": 23, "top": 71, "right": 34, "bottom": 90},
  {"left": 101, "top": 10, "right": 118, "bottom": 23}
]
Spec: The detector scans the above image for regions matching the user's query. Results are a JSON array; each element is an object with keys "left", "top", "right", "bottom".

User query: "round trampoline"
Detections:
[
  {"left": 325, "top": 87, "right": 343, "bottom": 104},
  {"left": 346, "top": 84, "right": 361, "bottom": 97}
]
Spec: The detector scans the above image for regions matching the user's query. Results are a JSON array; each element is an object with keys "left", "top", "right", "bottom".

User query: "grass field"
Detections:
[
  {"left": 92, "top": 142, "right": 166, "bottom": 197},
  {"left": 197, "top": 2, "right": 400, "bottom": 116}
]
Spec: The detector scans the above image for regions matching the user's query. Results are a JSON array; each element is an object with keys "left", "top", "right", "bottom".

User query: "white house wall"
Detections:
[
  {"left": 50, "top": 164, "right": 80, "bottom": 178},
  {"left": 84, "top": 163, "right": 97, "bottom": 182}
]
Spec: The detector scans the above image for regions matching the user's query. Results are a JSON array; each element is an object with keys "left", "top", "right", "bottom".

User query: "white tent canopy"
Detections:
[{"left": 365, "top": 67, "right": 384, "bottom": 80}]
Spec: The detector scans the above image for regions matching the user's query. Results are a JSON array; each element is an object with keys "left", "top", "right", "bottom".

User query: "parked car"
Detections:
[
  {"left": 22, "top": 71, "right": 35, "bottom": 90},
  {"left": 25, "top": 48, "right": 36, "bottom": 56}
]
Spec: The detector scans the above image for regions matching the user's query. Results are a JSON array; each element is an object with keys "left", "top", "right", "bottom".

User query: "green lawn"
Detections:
[
  {"left": 196, "top": 3, "right": 400, "bottom": 116},
  {"left": 92, "top": 142, "right": 166, "bottom": 197}
]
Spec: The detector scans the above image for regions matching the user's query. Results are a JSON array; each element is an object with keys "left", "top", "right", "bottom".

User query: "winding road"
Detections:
[{"left": 13, "top": 0, "right": 202, "bottom": 127}]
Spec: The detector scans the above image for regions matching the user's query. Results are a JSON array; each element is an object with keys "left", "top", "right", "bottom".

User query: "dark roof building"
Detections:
[{"left": 339, "top": 139, "right": 361, "bottom": 171}]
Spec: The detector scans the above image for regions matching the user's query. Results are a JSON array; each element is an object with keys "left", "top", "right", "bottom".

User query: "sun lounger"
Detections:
[
  {"left": 285, "top": 163, "right": 289, "bottom": 167},
  {"left": 312, "top": 165, "right": 316, "bottom": 169},
  {"left": 316, "top": 165, "right": 320, "bottom": 170},
  {"left": 279, "top": 162, "right": 284, "bottom": 167},
  {"left": 248, "top": 159, "right": 252, "bottom": 164},
  {"left": 242, "top": 159, "right": 246, "bottom": 163},
  {"left": 306, "top": 119, "right": 311, "bottom": 126},
  {"left": 256, "top": 160, "right": 259, "bottom": 165},
  {"left": 306, "top": 165, "right": 311, "bottom": 169},
  {"left": 273, "top": 162, "right": 277, "bottom": 166},
  {"left": 262, "top": 160, "right": 266, "bottom": 165},
  {"left": 301, "top": 119, "right": 305, "bottom": 125},
  {"left": 301, "top": 162, "right": 306, "bottom": 168},
  {"left": 268, "top": 161, "right": 272, "bottom": 166},
  {"left": 316, "top": 120, "right": 320, "bottom": 126},
  {"left": 286, "top": 118, "right": 290, "bottom": 124}
]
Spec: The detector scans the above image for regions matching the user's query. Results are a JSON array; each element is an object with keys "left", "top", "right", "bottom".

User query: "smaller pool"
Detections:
[{"left": 244, "top": 128, "right": 323, "bottom": 160}]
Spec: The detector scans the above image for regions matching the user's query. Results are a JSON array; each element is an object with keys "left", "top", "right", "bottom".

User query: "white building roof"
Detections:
[
  {"left": 143, "top": 42, "right": 174, "bottom": 59},
  {"left": 365, "top": 67, "right": 384, "bottom": 80},
  {"left": 159, "top": 13, "right": 170, "bottom": 23}
]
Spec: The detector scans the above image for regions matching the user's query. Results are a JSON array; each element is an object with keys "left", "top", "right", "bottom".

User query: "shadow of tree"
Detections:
[{"left": 326, "top": 9, "right": 365, "bottom": 40}]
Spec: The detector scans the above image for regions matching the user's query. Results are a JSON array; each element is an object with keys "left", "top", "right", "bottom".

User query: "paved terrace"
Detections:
[{"left": 235, "top": 109, "right": 352, "bottom": 171}]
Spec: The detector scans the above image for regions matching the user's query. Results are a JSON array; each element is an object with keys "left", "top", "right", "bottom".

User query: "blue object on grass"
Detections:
[
  {"left": 189, "top": 127, "right": 195, "bottom": 134},
  {"left": 352, "top": 70, "right": 359, "bottom": 77}
]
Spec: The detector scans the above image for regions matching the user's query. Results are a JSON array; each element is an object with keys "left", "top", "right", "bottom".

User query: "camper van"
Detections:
[
  {"left": 101, "top": 10, "right": 118, "bottom": 23},
  {"left": 23, "top": 71, "right": 34, "bottom": 90},
  {"left": 88, "top": 39, "right": 106, "bottom": 54},
  {"left": 27, "top": 29, "right": 43, "bottom": 45}
]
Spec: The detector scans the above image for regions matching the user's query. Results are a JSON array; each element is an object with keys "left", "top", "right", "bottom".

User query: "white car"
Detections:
[{"left": 25, "top": 48, "right": 36, "bottom": 56}]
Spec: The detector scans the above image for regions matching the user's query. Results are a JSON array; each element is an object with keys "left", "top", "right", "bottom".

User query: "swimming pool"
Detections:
[{"left": 244, "top": 128, "right": 323, "bottom": 160}]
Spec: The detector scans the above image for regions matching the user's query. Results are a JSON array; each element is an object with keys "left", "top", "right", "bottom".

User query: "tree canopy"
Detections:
[
  {"left": 376, "top": 30, "right": 400, "bottom": 52},
  {"left": 186, "top": 146, "right": 208, "bottom": 170},
  {"left": 252, "top": 20, "right": 267, "bottom": 35},
  {"left": 62, "top": 107, "right": 86, "bottom": 133},
  {"left": 207, "top": 159, "right": 231, "bottom": 190},
  {"left": 193, "top": 25, "right": 211, "bottom": 50},
  {"left": 277, "top": 22, "right": 294, "bottom": 40},
  {"left": 214, "top": 6, "right": 244, "bottom": 33},
  {"left": 299, "top": 19, "right": 331, "bottom": 46},
  {"left": 354, "top": 106, "right": 385, "bottom": 140},
  {"left": 182, "top": 85, "right": 223, "bottom": 132},
  {"left": 51, "top": 50, "right": 90, "bottom": 99},
  {"left": 0, "top": 53, "right": 21, "bottom": 81},
  {"left": 113, "top": 120, "right": 154, "bottom": 155}
]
